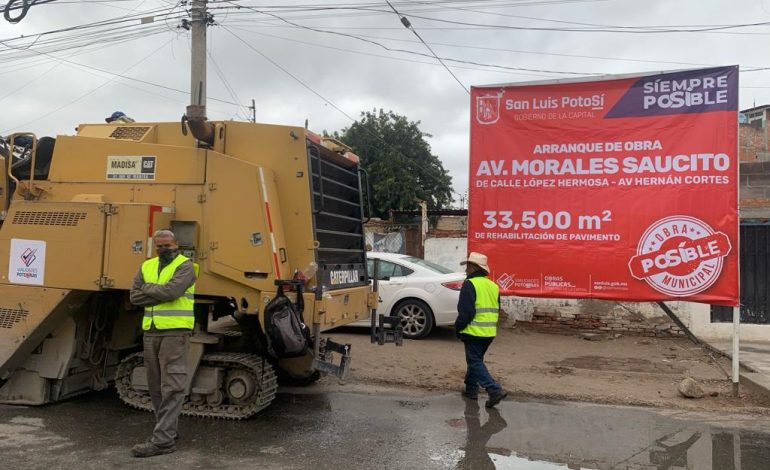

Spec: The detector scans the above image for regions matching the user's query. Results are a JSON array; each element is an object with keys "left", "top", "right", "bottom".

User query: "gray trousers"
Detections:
[{"left": 143, "top": 334, "right": 189, "bottom": 447}]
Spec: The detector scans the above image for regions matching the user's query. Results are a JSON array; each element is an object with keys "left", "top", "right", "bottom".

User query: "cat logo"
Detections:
[{"left": 329, "top": 269, "right": 360, "bottom": 285}]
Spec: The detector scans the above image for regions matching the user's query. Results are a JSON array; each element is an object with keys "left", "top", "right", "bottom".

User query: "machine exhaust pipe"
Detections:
[{"left": 185, "top": 104, "right": 215, "bottom": 147}]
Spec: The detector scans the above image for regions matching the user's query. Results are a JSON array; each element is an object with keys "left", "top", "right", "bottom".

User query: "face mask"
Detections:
[{"left": 158, "top": 248, "right": 178, "bottom": 264}]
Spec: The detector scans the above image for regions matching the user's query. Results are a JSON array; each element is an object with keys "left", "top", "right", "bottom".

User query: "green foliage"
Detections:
[{"left": 336, "top": 109, "right": 453, "bottom": 219}]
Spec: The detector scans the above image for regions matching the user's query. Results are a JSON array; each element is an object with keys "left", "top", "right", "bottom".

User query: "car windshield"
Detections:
[{"left": 401, "top": 256, "right": 455, "bottom": 274}]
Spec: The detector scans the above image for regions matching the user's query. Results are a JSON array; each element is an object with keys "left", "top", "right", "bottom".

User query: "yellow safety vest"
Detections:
[
  {"left": 141, "top": 254, "right": 196, "bottom": 331},
  {"left": 460, "top": 276, "right": 500, "bottom": 338}
]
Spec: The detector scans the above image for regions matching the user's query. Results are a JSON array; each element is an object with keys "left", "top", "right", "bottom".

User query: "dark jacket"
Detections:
[{"left": 455, "top": 269, "right": 500, "bottom": 341}]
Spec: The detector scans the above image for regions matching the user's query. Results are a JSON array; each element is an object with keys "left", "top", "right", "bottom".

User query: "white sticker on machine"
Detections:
[
  {"left": 9, "top": 238, "right": 46, "bottom": 285},
  {"left": 106, "top": 156, "right": 156, "bottom": 180}
]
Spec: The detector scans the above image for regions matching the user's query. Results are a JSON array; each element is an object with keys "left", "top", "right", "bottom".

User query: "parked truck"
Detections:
[{"left": 0, "top": 114, "right": 398, "bottom": 419}]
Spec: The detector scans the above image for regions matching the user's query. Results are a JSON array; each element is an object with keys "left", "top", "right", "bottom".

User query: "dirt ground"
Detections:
[{"left": 323, "top": 325, "right": 770, "bottom": 414}]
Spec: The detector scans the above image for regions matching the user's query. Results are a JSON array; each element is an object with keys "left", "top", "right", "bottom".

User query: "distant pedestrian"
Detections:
[
  {"left": 105, "top": 111, "right": 135, "bottom": 123},
  {"left": 455, "top": 251, "right": 508, "bottom": 408},
  {"left": 129, "top": 229, "right": 196, "bottom": 457}
]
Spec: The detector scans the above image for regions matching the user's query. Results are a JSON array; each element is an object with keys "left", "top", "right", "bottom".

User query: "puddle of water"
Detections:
[
  {"left": 449, "top": 398, "right": 770, "bottom": 470},
  {"left": 0, "top": 390, "right": 769, "bottom": 469}
]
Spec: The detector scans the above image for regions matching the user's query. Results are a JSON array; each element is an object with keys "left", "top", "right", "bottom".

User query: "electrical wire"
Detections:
[
  {"left": 227, "top": 25, "right": 557, "bottom": 78},
  {"left": 384, "top": 9, "right": 770, "bottom": 34},
  {"left": 3, "top": 0, "right": 55, "bottom": 23},
  {"left": 214, "top": 5, "right": 770, "bottom": 73},
  {"left": 219, "top": 2, "right": 598, "bottom": 76},
  {"left": 222, "top": 23, "right": 459, "bottom": 196},
  {"left": 207, "top": 48, "right": 248, "bottom": 119},
  {"left": 206, "top": 6, "right": 766, "bottom": 73},
  {"left": 0, "top": 4, "right": 181, "bottom": 46},
  {"left": 5, "top": 43, "right": 241, "bottom": 106},
  {"left": 221, "top": 24, "right": 358, "bottom": 123},
  {"left": 1, "top": 37, "right": 176, "bottom": 134},
  {"left": 384, "top": 0, "right": 468, "bottom": 94},
  {"left": 0, "top": 62, "right": 60, "bottom": 102},
  {"left": 207, "top": 1, "right": 770, "bottom": 35}
]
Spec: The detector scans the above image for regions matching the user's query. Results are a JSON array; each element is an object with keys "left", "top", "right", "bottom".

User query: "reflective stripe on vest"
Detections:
[
  {"left": 141, "top": 254, "right": 196, "bottom": 331},
  {"left": 460, "top": 276, "right": 499, "bottom": 337}
]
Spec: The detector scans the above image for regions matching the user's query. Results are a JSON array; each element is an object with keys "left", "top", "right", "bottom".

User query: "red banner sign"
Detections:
[{"left": 469, "top": 66, "right": 739, "bottom": 305}]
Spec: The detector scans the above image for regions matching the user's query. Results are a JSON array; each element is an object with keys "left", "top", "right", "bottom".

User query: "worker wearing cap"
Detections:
[
  {"left": 129, "top": 229, "right": 196, "bottom": 458},
  {"left": 455, "top": 251, "right": 508, "bottom": 408},
  {"left": 105, "top": 111, "right": 135, "bottom": 123}
]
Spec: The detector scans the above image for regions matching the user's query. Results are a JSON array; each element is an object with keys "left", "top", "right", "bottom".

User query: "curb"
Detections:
[
  {"left": 740, "top": 373, "right": 770, "bottom": 405},
  {"left": 700, "top": 341, "right": 770, "bottom": 401},
  {"left": 702, "top": 342, "right": 762, "bottom": 374}
]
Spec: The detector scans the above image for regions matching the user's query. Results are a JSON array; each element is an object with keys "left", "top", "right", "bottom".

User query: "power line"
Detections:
[
  {"left": 0, "top": 4, "right": 180, "bottom": 45},
  {"left": 214, "top": 5, "right": 770, "bottom": 73},
  {"left": 208, "top": 1, "right": 770, "bottom": 35},
  {"left": 384, "top": 0, "right": 469, "bottom": 94},
  {"left": 207, "top": 49, "right": 248, "bottom": 119},
  {"left": 389, "top": 10, "right": 770, "bottom": 34},
  {"left": 3, "top": 0, "right": 56, "bottom": 23},
  {"left": 0, "top": 62, "right": 59, "bottom": 102},
  {"left": 227, "top": 25, "right": 557, "bottom": 78},
  {"left": 0, "top": 24, "right": 173, "bottom": 73},
  {"left": 0, "top": 32, "right": 241, "bottom": 109},
  {"left": 221, "top": 24, "right": 359, "bottom": 122},
  {"left": 218, "top": 2, "right": 598, "bottom": 76},
  {"left": 222, "top": 23, "right": 459, "bottom": 196},
  {"left": 2, "top": 36, "right": 174, "bottom": 134}
]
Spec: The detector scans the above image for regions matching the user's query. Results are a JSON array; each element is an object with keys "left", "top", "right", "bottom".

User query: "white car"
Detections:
[{"left": 355, "top": 252, "right": 466, "bottom": 339}]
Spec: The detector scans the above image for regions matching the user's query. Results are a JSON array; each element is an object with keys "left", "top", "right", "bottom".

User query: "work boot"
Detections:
[
  {"left": 131, "top": 442, "right": 176, "bottom": 458},
  {"left": 485, "top": 390, "right": 508, "bottom": 408},
  {"left": 461, "top": 390, "right": 478, "bottom": 400}
]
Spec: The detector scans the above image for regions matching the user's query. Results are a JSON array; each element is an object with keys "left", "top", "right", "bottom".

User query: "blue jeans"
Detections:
[{"left": 463, "top": 337, "right": 501, "bottom": 394}]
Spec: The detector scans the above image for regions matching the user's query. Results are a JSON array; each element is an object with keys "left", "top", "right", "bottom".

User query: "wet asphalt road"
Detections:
[{"left": 1, "top": 389, "right": 769, "bottom": 469}]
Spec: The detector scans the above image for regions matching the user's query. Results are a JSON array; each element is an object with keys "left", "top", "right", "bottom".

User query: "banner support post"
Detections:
[
  {"left": 732, "top": 305, "right": 740, "bottom": 397},
  {"left": 656, "top": 301, "right": 701, "bottom": 346}
]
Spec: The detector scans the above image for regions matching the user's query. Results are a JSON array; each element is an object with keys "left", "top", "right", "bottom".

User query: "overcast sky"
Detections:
[{"left": 2, "top": 0, "right": 769, "bottom": 204}]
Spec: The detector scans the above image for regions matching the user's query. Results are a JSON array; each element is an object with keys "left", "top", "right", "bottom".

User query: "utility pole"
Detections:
[
  {"left": 185, "top": 0, "right": 215, "bottom": 145},
  {"left": 190, "top": 0, "right": 207, "bottom": 107},
  {"left": 249, "top": 99, "right": 256, "bottom": 123}
]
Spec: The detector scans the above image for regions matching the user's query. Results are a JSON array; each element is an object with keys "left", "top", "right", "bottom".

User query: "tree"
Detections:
[{"left": 335, "top": 109, "right": 453, "bottom": 219}]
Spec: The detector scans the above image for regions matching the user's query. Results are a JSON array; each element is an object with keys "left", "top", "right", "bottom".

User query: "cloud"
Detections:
[{"left": 2, "top": 0, "right": 769, "bottom": 201}]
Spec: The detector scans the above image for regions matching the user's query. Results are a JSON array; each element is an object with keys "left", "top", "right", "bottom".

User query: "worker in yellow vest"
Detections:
[
  {"left": 455, "top": 252, "right": 508, "bottom": 408},
  {"left": 129, "top": 229, "right": 196, "bottom": 458}
]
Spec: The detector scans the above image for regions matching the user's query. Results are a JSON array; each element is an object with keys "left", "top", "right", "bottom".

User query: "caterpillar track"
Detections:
[{"left": 115, "top": 352, "right": 278, "bottom": 420}]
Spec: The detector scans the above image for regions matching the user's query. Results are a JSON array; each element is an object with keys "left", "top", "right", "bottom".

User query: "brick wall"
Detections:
[
  {"left": 502, "top": 297, "right": 686, "bottom": 337},
  {"left": 526, "top": 310, "right": 684, "bottom": 337},
  {"left": 739, "top": 123, "right": 767, "bottom": 162}
]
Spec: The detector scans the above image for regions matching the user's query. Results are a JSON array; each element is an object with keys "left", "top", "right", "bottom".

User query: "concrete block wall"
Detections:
[{"left": 424, "top": 237, "right": 467, "bottom": 272}]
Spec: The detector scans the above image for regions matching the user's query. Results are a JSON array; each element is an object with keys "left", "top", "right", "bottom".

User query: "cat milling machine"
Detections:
[{"left": 0, "top": 112, "right": 402, "bottom": 418}]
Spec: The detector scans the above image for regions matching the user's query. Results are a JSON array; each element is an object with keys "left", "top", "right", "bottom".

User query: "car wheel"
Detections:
[{"left": 392, "top": 299, "right": 434, "bottom": 339}]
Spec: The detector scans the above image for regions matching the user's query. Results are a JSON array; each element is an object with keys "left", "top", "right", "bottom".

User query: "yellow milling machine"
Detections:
[
  {"left": 0, "top": 0, "right": 402, "bottom": 418},
  {"left": 0, "top": 114, "right": 403, "bottom": 418}
]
